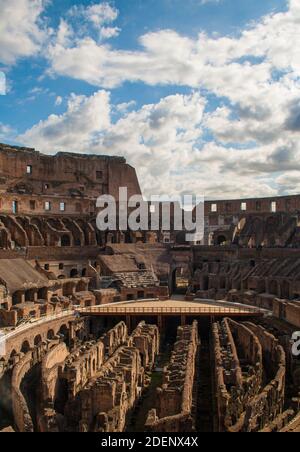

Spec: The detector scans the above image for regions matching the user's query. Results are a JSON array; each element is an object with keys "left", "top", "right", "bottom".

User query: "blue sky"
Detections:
[{"left": 0, "top": 0, "right": 299, "bottom": 199}]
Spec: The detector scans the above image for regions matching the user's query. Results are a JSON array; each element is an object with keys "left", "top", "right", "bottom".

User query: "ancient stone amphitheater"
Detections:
[{"left": 0, "top": 143, "right": 299, "bottom": 433}]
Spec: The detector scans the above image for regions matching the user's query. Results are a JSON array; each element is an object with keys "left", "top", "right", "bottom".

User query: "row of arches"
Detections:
[{"left": 6, "top": 324, "right": 71, "bottom": 360}]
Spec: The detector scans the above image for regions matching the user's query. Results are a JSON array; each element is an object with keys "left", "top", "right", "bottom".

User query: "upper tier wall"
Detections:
[{"left": 0, "top": 143, "right": 141, "bottom": 206}]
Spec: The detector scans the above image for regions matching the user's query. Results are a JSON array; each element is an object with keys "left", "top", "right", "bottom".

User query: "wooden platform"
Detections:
[{"left": 79, "top": 298, "right": 264, "bottom": 318}]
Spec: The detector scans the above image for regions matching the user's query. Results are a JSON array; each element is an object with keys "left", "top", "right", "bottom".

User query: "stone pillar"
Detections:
[
  {"left": 181, "top": 315, "right": 186, "bottom": 326},
  {"left": 126, "top": 315, "right": 131, "bottom": 333},
  {"left": 157, "top": 315, "right": 163, "bottom": 332}
]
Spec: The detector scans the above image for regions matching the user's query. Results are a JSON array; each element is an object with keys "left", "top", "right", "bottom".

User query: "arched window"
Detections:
[{"left": 61, "top": 235, "right": 71, "bottom": 247}]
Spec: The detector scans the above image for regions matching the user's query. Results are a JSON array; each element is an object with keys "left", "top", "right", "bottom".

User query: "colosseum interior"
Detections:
[{"left": 0, "top": 142, "right": 299, "bottom": 433}]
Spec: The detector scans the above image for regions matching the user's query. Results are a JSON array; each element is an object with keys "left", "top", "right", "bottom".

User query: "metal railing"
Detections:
[
  {"left": 80, "top": 305, "right": 261, "bottom": 315},
  {"left": 2, "top": 309, "right": 76, "bottom": 340}
]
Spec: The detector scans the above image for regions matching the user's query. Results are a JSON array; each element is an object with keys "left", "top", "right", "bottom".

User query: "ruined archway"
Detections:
[
  {"left": 269, "top": 280, "right": 279, "bottom": 296},
  {"left": 21, "top": 340, "right": 31, "bottom": 354},
  {"left": 61, "top": 235, "right": 71, "bottom": 247},
  {"left": 58, "top": 324, "right": 70, "bottom": 345},
  {"left": 172, "top": 266, "right": 190, "bottom": 294},
  {"left": 70, "top": 268, "right": 78, "bottom": 278},
  {"left": 281, "top": 280, "right": 291, "bottom": 299},
  {"left": 217, "top": 235, "right": 227, "bottom": 246},
  {"left": 34, "top": 335, "right": 42, "bottom": 347},
  {"left": 47, "top": 330, "right": 55, "bottom": 340}
]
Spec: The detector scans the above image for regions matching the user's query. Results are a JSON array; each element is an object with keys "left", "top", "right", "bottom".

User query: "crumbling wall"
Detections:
[
  {"left": 62, "top": 340, "right": 105, "bottom": 398},
  {"left": 273, "top": 299, "right": 300, "bottom": 328},
  {"left": 129, "top": 321, "right": 160, "bottom": 370},
  {"left": 243, "top": 323, "right": 286, "bottom": 432},
  {"left": 212, "top": 318, "right": 286, "bottom": 432},
  {"left": 100, "top": 321, "right": 128, "bottom": 356},
  {"left": 41, "top": 343, "right": 69, "bottom": 405},
  {"left": 11, "top": 352, "right": 34, "bottom": 432},
  {"left": 75, "top": 346, "right": 145, "bottom": 432},
  {"left": 48, "top": 322, "right": 159, "bottom": 432},
  {"left": 145, "top": 321, "right": 199, "bottom": 432}
]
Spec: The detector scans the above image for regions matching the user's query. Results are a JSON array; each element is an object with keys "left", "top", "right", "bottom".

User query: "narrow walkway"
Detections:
[
  {"left": 196, "top": 342, "right": 214, "bottom": 432},
  {"left": 126, "top": 344, "right": 172, "bottom": 432}
]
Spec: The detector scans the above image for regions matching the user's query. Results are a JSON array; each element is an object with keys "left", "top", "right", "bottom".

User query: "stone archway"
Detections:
[
  {"left": 70, "top": 268, "right": 78, "bottom": 278},
  {"left": 217, "top": 235, "right": 227, "bottom": 246},
  {"left": 269, "top": 280, "right": 279, "bottom": 296},
  {"left": 61, "top": 235, "right": 71, "bottom": 247},
  {"left": 34, "top": 335, "right": 42, "bottom": 347},
  {"left": 47, "top": 330, "right": 55, "bottom": 340},
  {"left": 58, "top": 324, "right": 70, "bottom": 345},
  {"left": 171, "top": 266, "right": 190, "bottom": 294},
  {"left": 20, "top": 340, "right": 31, "bottom": 354}
]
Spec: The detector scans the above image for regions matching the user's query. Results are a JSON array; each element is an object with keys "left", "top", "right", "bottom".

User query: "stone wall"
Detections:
[
  {"left": 243, "top": 323, "right": 286, "bottom": 432},
  {"left": 212, "top": 318, "right": 286, "bottom": 432},
  {"left": 62, "top": 322, "right": 159, "bottom": 432},
  {"left": 11, "top": 352, "right": 34, "bottom": 432},
  {"left": 129, "top": 321, "right": 160, "bottom": 370},
  {"left": 203, "top": 195, "right": 300, "bottom": 246},
  {"left": 74, "top": 346, "right": 145, "bottom": 432},
  {"left": 212, "top": 318, "right": 263, "bottom": 432},
  {"left": 41, "top": 343, "right": 69, "bottom": 404},
  {"left": 145, "top": 321, "right": 199, "bottom": 432},
  {"left": 273, "top": 299, "right": 300, "bottom": 328},
  {"left": 11, "top": 341, "right": 59, "bottom": 432}
]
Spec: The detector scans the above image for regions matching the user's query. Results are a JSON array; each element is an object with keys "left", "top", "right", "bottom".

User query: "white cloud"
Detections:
[
  {"left": 115, "top": 100, "right": 136, "bottom": 114},
  {"left": 200, "top": 0, "right": 222, "bottom": 4},
  {"left": 46, "top": 0, "right": 300, "bottom": 94},
  {"left": 0, "top": 123, "right": 14, "bottom": 141},
  {"left": 55, "top": 96, "right": 63, "bottom": 106},
  {"left": 100, "top": 26, "right": 121, "bottom": 40},
  {"left": 65, "top": 2, "right": 120, "bottom": 41},
  {"left": 0, "top": 72, "right": 6, "bottom": 95},
  {"left": 84, "top": 3, "right": 118, "bottom": 26},
  {"left": 0, "top": 0, "right": 49, "bottom": 65},
  {"left": 19, "top": 90, "right": 111, "bottom": 151},
  {"left": 6, "top": 0, "right": 300, "bottom": 199},
  {"left": 18, "top": 90, "right": 208, "bottom": 197},
  {"left": 68, "top": 2, "right": 118, "bottom": 27},
  {"left": 16, "top": 80, "right": 300, "bottom": 199}
]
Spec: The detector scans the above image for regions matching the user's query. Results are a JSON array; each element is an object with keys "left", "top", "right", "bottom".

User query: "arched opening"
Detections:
[
  {"left": 77, "top": 280, "right": 87, "bottom": 292},
  {"left": 61, "top": 235, "right": 71, "bottom": 247},
  {"left": 34, "top": 335, "right": 42, "bottom": 347},
  {"left": 202, "top": 275, "right": 209, "bottom": 291},
  {"left": 9, "top": 350, "right": 17, "bottom": 361},
  {"left": 81, "top": 268, "right": 87, "bottom": 277},
  {"left": 217, "top": 235, "right": 227, "bottom": 246},
  {"left": 269, "top": 280, "right": 278, "bottom": 296},
  {"left": 21, "top": 340, "right": 31, "bottom": 354},
  {"left": 47, "top": 330, "right": 55, "bottom": 340},
  {"left": 219, "top": 276, "right": 226, "bottom": 290},
  {"left": 58, "top": 325, "right": 69, "bottom": 345},
  {"left": 25, "top": 289, "right": 36, "bottom": 302},
  {"left": 38, "top": 288, "right": 48, "bottom": 300},
  {"left": 172, "top": 267, "right": 190, "bottom": 294},
  {"left": 12, "top": 291, "right": 23, "bottom": 306},
  {"left": 70, "top": 268, "right": 78, "bottom": 278},
  {"left": 0, "top": 370, "right": 14, "bottom": 430},
  {"left": 281, "top": 280, "right": 290, "bottom": 299},
  {"left": 63, "top": 282, "right": 74, "bottom": 296}
]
